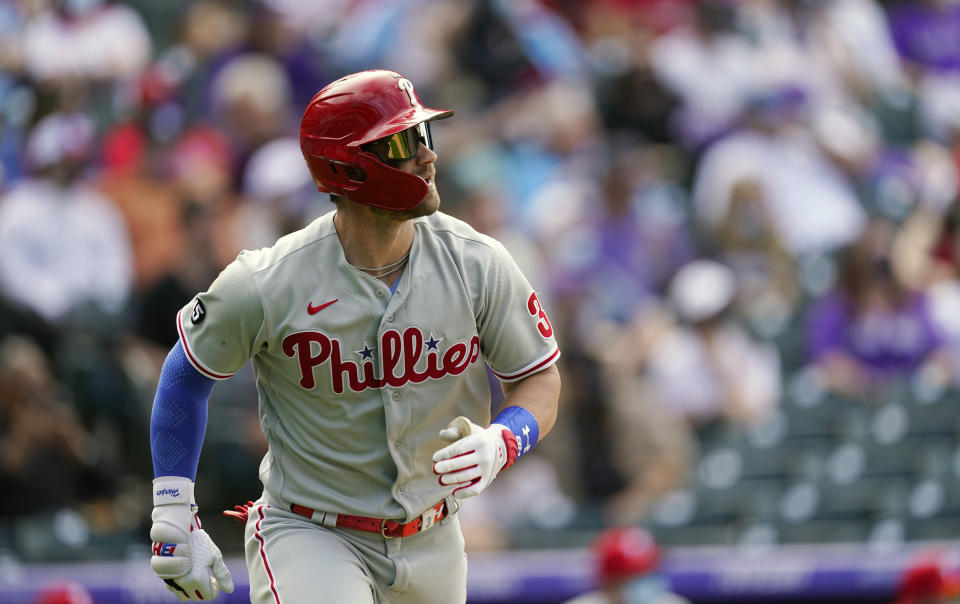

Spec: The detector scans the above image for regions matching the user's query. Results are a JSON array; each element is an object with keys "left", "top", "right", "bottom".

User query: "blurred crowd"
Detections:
[{"left": 3, "top": 0, "right": 960, "bottom": 564}]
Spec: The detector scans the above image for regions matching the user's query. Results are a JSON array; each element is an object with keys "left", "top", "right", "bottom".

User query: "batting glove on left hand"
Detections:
[
  {"left": 150, "top": 477, "right": 234, "bottom": 601},
  {"left": 432, "top": 416, "right": 518, "bottom": 500}
]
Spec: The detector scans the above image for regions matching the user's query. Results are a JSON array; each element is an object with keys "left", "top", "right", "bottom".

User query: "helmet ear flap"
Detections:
[
  {"left": 303, "top": 149, "right": 427, "bottom": 210},
  {"left": 303, "top": 152, "right": 366, "bottom": 193}
]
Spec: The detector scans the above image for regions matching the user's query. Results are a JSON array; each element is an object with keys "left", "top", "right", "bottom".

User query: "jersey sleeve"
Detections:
[
  {"left": 477, "top": 240, "right": 560, "bottom": 382},
  {"left": 176, "top": 257, "right": 265, "bottom": 380}
]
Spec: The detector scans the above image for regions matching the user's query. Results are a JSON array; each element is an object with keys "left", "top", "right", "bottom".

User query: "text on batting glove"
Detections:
[
  {"left": 432, "top": 416, "right": 518, "bottom": 500},
  {"left": 150, "top": 476, "right": 234, "bottom": 601}
]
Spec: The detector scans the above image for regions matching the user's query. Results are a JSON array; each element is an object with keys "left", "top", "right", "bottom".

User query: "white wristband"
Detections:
[{"left": 153, "top": 476, "right": 195, "bottom": 506}]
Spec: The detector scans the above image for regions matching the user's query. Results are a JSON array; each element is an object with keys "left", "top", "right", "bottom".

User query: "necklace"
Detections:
[
  {"left": 360, "top": 261, "right": 407, "bottom": 281},
  {"left": 352, "top": 252, "right": 410, "bottom": 277}
]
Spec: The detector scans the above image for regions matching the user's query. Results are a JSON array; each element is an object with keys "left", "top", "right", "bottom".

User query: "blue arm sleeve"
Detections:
[{"left": 150, "top": 341, "right": 216, "bottom": 480}]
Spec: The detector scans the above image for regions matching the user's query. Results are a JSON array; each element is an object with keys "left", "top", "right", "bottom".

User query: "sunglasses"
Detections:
[{"left": 362, "top": 122, "right": 433, "bottom": 165}]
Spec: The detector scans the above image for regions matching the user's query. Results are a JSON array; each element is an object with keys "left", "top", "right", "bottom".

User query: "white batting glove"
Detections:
[
  {"left": 150, "top": 477, "right": 234, "bottom": 601},
  {"left": 432, "top": 416, "right": 518, "bottom": 500}
]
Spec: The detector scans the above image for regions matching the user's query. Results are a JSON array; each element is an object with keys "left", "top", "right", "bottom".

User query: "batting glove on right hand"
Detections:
[
  {"left": 150, "top": 477, "right": 234, "bottom": 601},
  {"left": 432, "top": 416, "right": 518, "bottom": 500}
]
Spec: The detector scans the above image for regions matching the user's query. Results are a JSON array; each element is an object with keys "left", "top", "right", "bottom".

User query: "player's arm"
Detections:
[
  {"left": 148, "top": 342, "right": 234, "bottom": 600},
  {"left": 498, "top": 362, "right": 561, "bottom": 440},
  {"left": 433, "top": 238, "right": 562, "bottom": 499},
  {"left": 151, "top": 341, "right": 214, "bottom": 480},
  {"left": 432, "top": 364, "right": 560, "bottom": 500},
  {"left": 149, "top": 258, "right": 261, "bottom": 598}
]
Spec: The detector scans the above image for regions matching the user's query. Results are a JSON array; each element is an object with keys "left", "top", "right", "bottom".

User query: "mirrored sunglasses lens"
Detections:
[
  {"left": 384, "top": 133, "right": 408, "bottom": 160},
  {"left": 384, "top": 128, "right": 420, "bottom": 160},
  {"left": 417, "top": 122, "right": 433, "bottom": 151}
]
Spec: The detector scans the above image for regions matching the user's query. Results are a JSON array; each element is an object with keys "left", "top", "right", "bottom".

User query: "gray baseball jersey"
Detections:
[{"left": 177, "top": 210, "right": 559, "bottom": 523}]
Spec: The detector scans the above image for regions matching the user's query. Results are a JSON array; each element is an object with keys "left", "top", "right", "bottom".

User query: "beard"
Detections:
[
  {"left": 406, "top": 187, "right": 441, "bottom": 218},
  {"left": 376, "top": 185, "right": 441, "bottom": 221}
]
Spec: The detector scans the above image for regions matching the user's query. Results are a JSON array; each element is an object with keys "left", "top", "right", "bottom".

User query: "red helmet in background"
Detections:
[
  {"left": 893, "top": 550, "right": 960, "bottom": 604},
  {"left": 594, "top": 526, "right": 661, "bottom": 584},
  {"left": 299, "top": 70, "right": 454, "bottom": 211},
  {"left": 34, "top": 582, "right": 94, "bottom": 604}
]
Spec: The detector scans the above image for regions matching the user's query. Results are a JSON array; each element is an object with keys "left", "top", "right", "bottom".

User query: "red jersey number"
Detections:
[{"left": 527, "top": 292, "right": 553, "bottom": 338}]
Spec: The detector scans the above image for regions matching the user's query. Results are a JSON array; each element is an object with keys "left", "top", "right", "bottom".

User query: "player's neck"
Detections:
[{"left": 334, "top": 206, "right": 414, "bottom": 272}]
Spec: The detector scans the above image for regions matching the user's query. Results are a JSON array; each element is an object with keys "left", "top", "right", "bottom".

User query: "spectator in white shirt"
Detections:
[
  {"left": 692, "top": 89, "right": 868, "bottom": 257},
  {"left": 21, "top": 0, "right": 151, "bottom": 84},
  {"left": 0, "top": 112, "right": 132, "bottom": 324},
  {"left": 646, "top": 259, "right": 781, "bottom": 431}
]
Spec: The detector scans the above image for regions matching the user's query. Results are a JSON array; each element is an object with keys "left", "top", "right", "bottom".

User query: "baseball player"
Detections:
[
  {"left": 148, "top": 69, "right": 562, "bottom": 603},
  {"left": 564, "top": 527, "right": 690, "bottom": 604}
]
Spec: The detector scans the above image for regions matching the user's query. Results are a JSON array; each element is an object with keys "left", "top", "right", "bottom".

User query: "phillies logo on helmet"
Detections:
[
  {"left": 397, "top": 78, "right": 417, "bottom": 106},
  {"left": 282, "top": 327, "right": 481, "bottom": 393}
]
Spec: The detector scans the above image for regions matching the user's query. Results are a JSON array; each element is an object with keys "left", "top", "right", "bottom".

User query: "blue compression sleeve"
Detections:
[{"left": 150, "top": 341, "right": 216, "bottom": 480}]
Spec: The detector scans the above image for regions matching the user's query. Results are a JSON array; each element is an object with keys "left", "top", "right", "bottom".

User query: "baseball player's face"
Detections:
[
  {"left": 362, "top": 122, "right": 441, "bottom": 220},
  {"left": 383, "top": 136, "right": 441, "bottom": 221},
  {"left": 402, "top": 143, "right": 440, "bottom": 218}
]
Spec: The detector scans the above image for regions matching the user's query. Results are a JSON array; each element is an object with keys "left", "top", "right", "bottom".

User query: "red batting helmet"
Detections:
[
  {"left": 34, "top": 581, "right": 94, "bottom": 604},
  {"left": 594, "top": 526, "right": 661, "bottom": 584},
  {"left": 299, "top": 70, "right": 454, "bottom": 211}
]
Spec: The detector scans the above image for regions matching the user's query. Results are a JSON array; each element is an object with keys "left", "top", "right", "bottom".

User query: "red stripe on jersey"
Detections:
[
  {"left": 176, "top": 308, "right": 234, "bottom": 380},
  {"left": 255, "top": 506, "right": 282, "bottom": 604},
  {"left": 491, "top": 347, "right": 560, "bottom": 382}
]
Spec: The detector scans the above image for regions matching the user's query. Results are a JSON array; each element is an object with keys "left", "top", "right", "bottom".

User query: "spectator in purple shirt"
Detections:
[
  {"left": 551, "top": 146, "right": 694, "bottom": 326},
  {"left": 888, "top": 0, "right": 960, "bottom": 74},
  {"left": 886, "top": 0, "right": 960, "bottom": 141},
  {"left": 805, "top": 217, "right": 952, "bottom": 400}
]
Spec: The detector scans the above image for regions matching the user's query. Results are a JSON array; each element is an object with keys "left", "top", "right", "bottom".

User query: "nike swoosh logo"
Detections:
[{"left": 307, "top": 299, "right": 338, "bottom": 314}]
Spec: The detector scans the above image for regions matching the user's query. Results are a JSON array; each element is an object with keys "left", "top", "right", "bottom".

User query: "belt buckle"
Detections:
[{"left": 381, "top": 518, "right": 411, "bottom": 538}]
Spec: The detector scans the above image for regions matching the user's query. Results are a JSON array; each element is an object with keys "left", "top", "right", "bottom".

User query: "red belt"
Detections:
[{"left": 290, "top": 501, "right": 447, "bottom": 538}]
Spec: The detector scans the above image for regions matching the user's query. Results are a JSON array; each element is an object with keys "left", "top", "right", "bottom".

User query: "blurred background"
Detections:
[{"left": 3, "top": 0, "right": 960, "bottom": 602}]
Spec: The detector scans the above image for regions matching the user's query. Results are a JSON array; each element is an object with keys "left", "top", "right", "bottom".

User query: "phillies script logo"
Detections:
[{"left": 282, "top": 328, "right": 481, "bottom": 393}]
